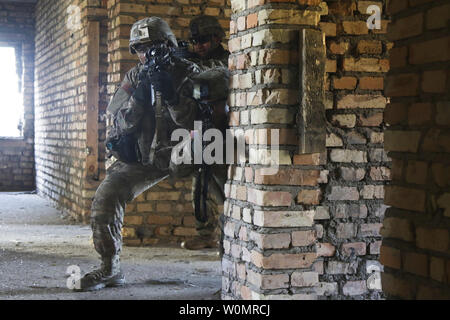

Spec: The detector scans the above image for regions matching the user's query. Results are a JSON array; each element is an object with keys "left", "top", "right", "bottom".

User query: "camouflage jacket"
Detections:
[
  {"left": 106, "top": 56, "right": 201, "bottom": 168},
  {"left": 190, "top": 44, "right": 230, "bottom": 134},
  {"left": 190, "top": 44, "right": 229, "bottom": 69}
]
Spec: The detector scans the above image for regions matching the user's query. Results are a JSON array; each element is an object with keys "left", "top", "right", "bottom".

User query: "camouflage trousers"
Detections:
[
  {"left": 91, "top": 160, "right": 169, "bottom": 257},
  {"left": 191, "top": 164, "right": 227, "bottom": 241},
  {"left": 91, "top": 160, "right": 226, "bottom": 257}
]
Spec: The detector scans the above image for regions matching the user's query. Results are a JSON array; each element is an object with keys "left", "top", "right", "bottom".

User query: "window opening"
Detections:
[{"left": 0, "top": 46, "right": 23, "bottom": 138}]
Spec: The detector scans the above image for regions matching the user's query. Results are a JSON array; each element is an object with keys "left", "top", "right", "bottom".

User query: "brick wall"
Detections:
[
  {"left": 105, "top": 0, "right": 232, "bottom": 245},
  {"left": 317, "top": 0, "right": 390, "bottom": 299},
  {"left": 222, "top": 0, "right": 392, "bottom": 300},
  {"left": 223, "top": 0, "right": 326, "bottom": 300},
  {"left": 34, "top": 0, "right": 108, "bottom": 221},
  {"left": 0, "top": 1, "right": 35, "bottom": 191},
  {"left": 380, "top": 0, "right": 450, "bottom": 299}
]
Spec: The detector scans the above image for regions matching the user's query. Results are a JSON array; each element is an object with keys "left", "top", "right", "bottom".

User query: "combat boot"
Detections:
[
  {"left": 181, "top": 236, "right": 218, "bottom": 250},
  {"left": 75, "top": 255, "right": 125, "bottom": 292}
]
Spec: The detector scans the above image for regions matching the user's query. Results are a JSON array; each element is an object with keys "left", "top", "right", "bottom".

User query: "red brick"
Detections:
[
  {"left": 329, "top": 41, "right": 349, "bottom": 55},
  {"left": 293, "top": 152, "right": 326, "bottom": 165},
  {"left": 384, "top": 103, "right": 407, "bottom": 125},
  {"left": 320, "top": 22, "right": 337, "bottom": 37},
  {"left": 147, "top": 215, "right": 176, "bottom": 225},
  {"left": 431, "top": 163, "right": 450, "bottom": 187},
  {"left": 343, "top": 57, "right": 389, "bottom": 73},
  {"left": 333, "top": 76, "right": 357, "bottom": 89},
  {"left": 183, "top": 215, "right": 196, "bottom": 227},
  {"left": 244, "top": 167, "right": 253, "bottom": 182},
  {"left": 386, "top": 0, "right": 407, "bottom": 14},
  {"left": 254, "top": 168, "right": 320, "bottom": 186},
  {"left": 342, "top": 242, "right": 366, "bottom": 256},
  {"left": 342, "top": 21, "right": 368, "bottom": 35},
  {"left": 389, "top": 46, "right": 408, "bottom": 68},
  {"left": 328, "top": 0, "right": 356, "bottom": 16},
  {"left": 337, "top": 94, "right": 387, "bottom": 109},
  {"left": 291, "top": 271, "right": 318, "bottom": 287},
  {"left": 236, "top": 54, "right": 250, "bottom": 70},
  {"left": 416, "top": 228, "right": 449, "bottom": 253},
  {"left": 426, "top": 4, "right": 450, "bottom": 30},
  {"left": 422, "top": 129, "right": 450, "bottom": 153},
  {"left": 251, "top": 251, "right": 316, "bottom": 269},
  {"left": 409, "top": 37, "right": 450, "bottom": 65},
  {"left": 385, "top": 73, "right": 420, "bottom": 97},
  {"left": 297, "top": 189, "right": 321, "bottom": 205},
  {"left": 384, "top": 185, "right": 426, "bottom": 212},
  {"left": 422, "top": 70, "right": 447, "bottom": 93},
  {"left": 173, "top": 227, "right": 197, "bottom": 236},
  {"left": 247, "top": 188, "right": 292, "bottom": 206},
  {"left": 326, "top": 59, "right": 337, "bottom": 73},
  {"left": 246, "top": 13, "right": 258, "bottom": 29},
  {"left": 358, "top": 112, "right": 383, "bottom": 126},
  {"left": 381, "top": 217, "right": 415, "bottom": 242},
  {"left": 403, "top": 252, "right": 428, "bottom": 277},
  {"left": 380, "top": 245, "right": 401, "bottom": 269},
  {"left": 292, "top": 230, "right": 316, "bottom": 247},
  {"left": 154, "top": 226, "right": 171, "bottom": 236},
  {"left": 381, "top": 272, "right": 415, "bottom": 299},
  {"left": 357, "top": 40, "right": 382, "bottom": 54},
  {"left": 124, "top": 216, "right": 143, "bottom": 225},
  {"left": 388, "top": 13, "right": 423, "bottom": 41},
  {"left": 229, "top": 20, "right": 237, "bottom": 35},
  {"left": 417, "top": 285, "right": 450, "bottom": 300},
  {"left": 251, "top": 232, "right": 291, "bottom": 249},
  {"left": 317, "top": 242, "right": 335, "bottom": 257},
  {"left": 370, "top": 167, "right": 391, "bottom": 181},
  {"left": 430, "top": 257, "right": 446, "bottom": 283},
  {"left": 384, "top": 129, "right": 421, "bottom": 152},
  {"left": 405, "top": 160, "right": 428, "bottom": 185},
  {"left": 408, "top": 103, "right": 433, "bottom": 125},
  {"left": 359, "top": 77, "right": 384, "bottom": 90},
  {"left": 253, "top": 210, "right": 315, "bottom": 227},
  {"left": 247, "top": 270, "right": 289, "bottom": 289}
]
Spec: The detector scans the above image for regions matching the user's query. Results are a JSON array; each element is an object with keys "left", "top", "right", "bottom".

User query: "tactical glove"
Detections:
[{"left": 149, "top": 70, "right": 177, "bottom": 104}]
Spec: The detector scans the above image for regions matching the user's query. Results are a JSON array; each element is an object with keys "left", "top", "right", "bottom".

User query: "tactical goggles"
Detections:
[
  {"left": 132, "top": 41, "right": 165, "bottom": 54},
  {"left": 133, "top": 43, "right": 153, "bottom": 54},
  {"left": 190, "top": 35, "right": 211, "bottom": 45}
]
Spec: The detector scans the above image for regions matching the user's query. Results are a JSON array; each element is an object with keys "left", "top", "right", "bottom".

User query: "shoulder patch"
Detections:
[{"left": 121, "top": 82, "right": 135, "bottom": 96}]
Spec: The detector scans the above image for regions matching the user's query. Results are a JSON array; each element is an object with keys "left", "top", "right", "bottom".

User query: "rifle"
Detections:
[
  {"left": 173, "top": 40, "right": 200, "bottom": 60},
  {"left": 138, "top": 43, "right": 174, "bottom": 165},
  {"left": 193, "top": 100, "right": 214, "bottom": 223}
]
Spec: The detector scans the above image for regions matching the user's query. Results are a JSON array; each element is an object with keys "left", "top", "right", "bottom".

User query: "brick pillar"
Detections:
[
  {"left": 223, "top": 0, "right": 326, "bottom": 300},
  {"left": 380, "top": 0, "right": 450, "bottom": 299}
]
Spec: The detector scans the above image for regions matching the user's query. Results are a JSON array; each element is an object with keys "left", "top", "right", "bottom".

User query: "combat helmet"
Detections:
[
  {"left": 189, "top": 15, "right": 225, "bottom": 40},
  {"left": 192, "top": 67, "right": 230, "bottom": 102},
  {"left": 129, "top": 17, "right": 178, "bottom": 54}
]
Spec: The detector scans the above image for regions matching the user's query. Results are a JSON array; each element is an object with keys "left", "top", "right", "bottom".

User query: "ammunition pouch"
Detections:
[{"left": 106, "top": 132, "right": 139, "bottom": 164}]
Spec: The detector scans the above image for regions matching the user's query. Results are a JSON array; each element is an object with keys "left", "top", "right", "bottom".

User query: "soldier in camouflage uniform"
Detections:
[
  {"left": 180, "top": 16, "right": 230, "bottom": 251},
  {"left": 188, "top": 15, "right": 229, "bottom": 68},
  {"left": 75, "top": 17, "right": 202, "bottom": 291}
]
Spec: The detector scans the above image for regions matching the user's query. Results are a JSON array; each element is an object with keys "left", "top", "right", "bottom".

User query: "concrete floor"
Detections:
[{"left": 0, "top": 192, "right": 222, "bottom": 300}]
